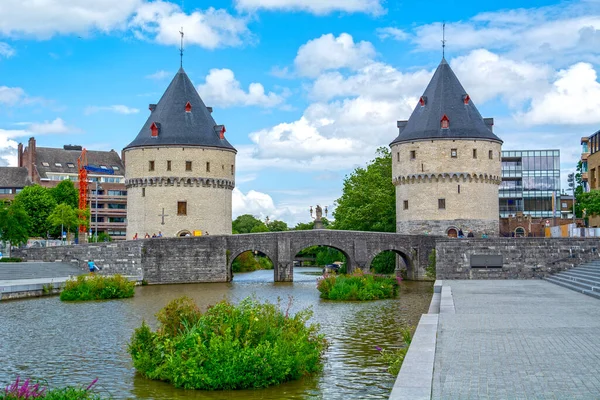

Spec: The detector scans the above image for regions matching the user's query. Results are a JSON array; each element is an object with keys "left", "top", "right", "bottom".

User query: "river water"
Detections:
[{"left": 0, "top": 268, "right": 432, "bottom": 399}]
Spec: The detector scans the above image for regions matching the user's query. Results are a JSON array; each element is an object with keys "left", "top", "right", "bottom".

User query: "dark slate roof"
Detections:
[
  {"left": 391, "top": 58, "right": 502, "bottom": 145},
  {"left": 0, "top": 167, "right": 31, "bottom": 187},
  {"left": 35, "top": 147, "right": 125, "bottom": 179},
  {"left": 124, "top": 68, "right": 236, "bottom": 152}
]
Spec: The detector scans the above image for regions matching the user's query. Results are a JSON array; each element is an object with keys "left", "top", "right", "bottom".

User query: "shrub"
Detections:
[
  {"left": 129, "top": 296, "right": 327, "bottom": 390},
  {"left": 1, "top": 377, "right": 106, "bottom": 400},
  {"left": 60, "top": 274, "right": 135, "bottom": 301},
  {"left": 317, "top": 269, "right": 399, "bottom": 301},
  {"left": 425, "top": 249, "right": 436, "bottom": 279},
  {"left": 376, "top": 327, "right": 413, "bottom": 376}
]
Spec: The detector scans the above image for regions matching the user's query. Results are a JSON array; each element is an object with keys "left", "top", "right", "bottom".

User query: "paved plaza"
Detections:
[{"left": 432, "top": 280, "right": 600, "bottom": 400}]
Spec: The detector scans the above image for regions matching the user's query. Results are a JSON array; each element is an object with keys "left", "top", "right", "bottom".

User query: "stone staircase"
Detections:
[{"left": 545, "top": 261, "right": 600, "bottom": 300}]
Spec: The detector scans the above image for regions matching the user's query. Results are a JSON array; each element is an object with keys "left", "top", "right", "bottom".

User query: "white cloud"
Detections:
[
  {"left": 294, "top": 33, "right": 376, "bottom": 77},
  {"left": 235, "top": 0, "right": 384, "bottom": 15},
  {"left": 0, "top": 86, "right": 26, "bottom": 105},
  {"left": 197, "top": 68, "right": 285, "bottom": 108},
  {"left": 0, "top": 42, "right": 15, "bottom": 58},
  {"left": 0, "top": 130, "right": 25, "bottom": 166},
  {"left": 84, "top": 105, "right": 140, "bottom": 115},
  {"left": 29, "top": 118, "right": 80, "bottom": 134},
  {"left": 145, "top": 70, "right": 171, "bottom": 80},
  {"left": 233, "top": 188, "right": 276, "bottom": 220},
  {"left": 520, "top": 62, "right": 600, "bottom": 125},
  {"left": 0, "top": 0, "right": 141, "bottom": 38},
  {"left": 130, "top": 2, "right": 251, "bottom": 49},
  {"left": 376, "top": 27, "right": 409, "bottom": 41}
]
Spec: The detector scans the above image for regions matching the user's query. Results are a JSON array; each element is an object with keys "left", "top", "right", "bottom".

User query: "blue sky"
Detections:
[{"left": 1, "top": 0, "right": 600, "bottom": 225}]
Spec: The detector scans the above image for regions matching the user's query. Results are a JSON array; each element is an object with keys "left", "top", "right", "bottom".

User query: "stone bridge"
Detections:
[{"left": 16, "top": 230, "right": 436, "bottom": 283}]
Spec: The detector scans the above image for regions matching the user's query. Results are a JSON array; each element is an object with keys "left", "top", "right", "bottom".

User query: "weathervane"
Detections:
[
  {"left": 442, "top": 22, "right": 446, "bottom": 58},
  {"left": 179, "top": 27, "right": 184, "bottom": 67}
]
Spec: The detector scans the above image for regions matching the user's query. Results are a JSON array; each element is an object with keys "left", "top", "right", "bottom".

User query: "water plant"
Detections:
[
  {"left": 60, "top": 274, "right": 135, "bottom": 301},
  {"left": 317, "top": 269, "right": 400, "bottom": 301},
  {"left": 376, "top": 327, "right": 413, "bottom": 375},
  {"left": 1, "top": 377, "right": 106, "bottom": 400},
  {"left": 128, "top": 296, "right": 327, "bottom": 390}
]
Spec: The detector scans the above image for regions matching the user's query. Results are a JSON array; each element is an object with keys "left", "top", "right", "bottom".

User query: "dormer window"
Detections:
[
  {"left": 419, "top": 96, "right": 427, "bottom": 106},
  {"left": 41, "top": 162, "right": 50, "bottom": 167},
  {"left": 55, "top": 163, "right": 62, "bottom": 167},
  {"left": 215, "top": 125, "right": 226, "bottom": 140},
  {"left": 150, "top": 122, "right": 160, "bottom": 137},
  {"left": 463, "top": 94, "right": 470, "bottom": 105},
  {"left": 185, "top": 101, "right": 192, "bottom": 112},
  {"left": 441, "top": 114, "right": 449, "bottom": 129},
  {"left": 67, "top": 163, "right": 75, "bottom": 168}
]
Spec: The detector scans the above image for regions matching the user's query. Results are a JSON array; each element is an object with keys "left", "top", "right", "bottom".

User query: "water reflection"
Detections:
[{"left": 0, "top": 268, "right": 432, "bottom": 399}]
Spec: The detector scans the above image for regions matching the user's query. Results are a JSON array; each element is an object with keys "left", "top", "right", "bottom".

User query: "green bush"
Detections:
[
  {"left": 129, "top": 296, "right": 327, "bottom": 390},
  {"left": 0, "top": 257, "right": 22, "bottom": 262},
  {"left": 317, "top": 269, "right": 400, "bottom": 301},
  {"left": 60, "top": 274, "right": 135, "bottom": 301},
  {"left": 425, "top": 249, "right": 436, "bottom": 279}
]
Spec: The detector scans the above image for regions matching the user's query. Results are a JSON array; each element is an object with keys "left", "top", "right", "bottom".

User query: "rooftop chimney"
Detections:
[{"left": 149, "top": 104, "right": 157, "bottom": 112}]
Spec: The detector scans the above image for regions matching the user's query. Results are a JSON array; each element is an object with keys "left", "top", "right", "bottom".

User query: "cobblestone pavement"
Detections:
[{"left": 432, "top": 280, "right": 600, "bottom": 400}]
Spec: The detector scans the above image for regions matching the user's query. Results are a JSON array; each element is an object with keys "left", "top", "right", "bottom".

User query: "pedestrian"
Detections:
[
  {"left": 133, "top": 233, "right": 138, "bottom": 240},
  {"left": 152, "top": 233, "right": 157, "bottom": 238},
  {"left": 482, "top": 232, "right": 488, "bottom": 239},
  {"left": 205, "top": 231, "right": 209, "bottom": 236},
  {"left": 144, "top": 233, "right": 150, "bottom": 239},
  {"left": 157, "top": 231, "right": 162, "bottom": 238},
  {"left": 458, "top": 228, "right": 464, "bottom": 238},
  {"left": 467, "top": 230, "right": 474, "bottom": 238},
  {"left": 88, "top": 260, "right": 99, "bottom": 274}
]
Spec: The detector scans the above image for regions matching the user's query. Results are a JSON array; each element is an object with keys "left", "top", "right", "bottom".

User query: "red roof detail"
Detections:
[
  {"left": 185, "top": 101, "right": 192, "bottom": 112},
  {"left": 219, "top": 126, "right": 226, "bottom": 140},
  {"left": 419, "top": 96, "right": 426, "bottom": 106},
  {"left": 441, "top": 114, "right": 449, "bottom": 129},
  {"left": 150, "top": 122, "right": 159, "bottom": 137},
  {"left": 463, "top": 94, "right": 470, "bottom": 105}
]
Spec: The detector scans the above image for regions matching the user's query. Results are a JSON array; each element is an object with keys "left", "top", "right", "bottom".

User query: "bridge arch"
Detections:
[
  {"left": 290, "top": 241, "right": 354, "bottom": 273},
  {"left": 366, "top": 246, "right": 414, "bottom": 277}
]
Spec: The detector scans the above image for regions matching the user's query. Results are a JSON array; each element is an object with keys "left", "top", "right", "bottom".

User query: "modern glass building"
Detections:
[{"left": 499, "top": 150, "right": 561, "bottom": 218}]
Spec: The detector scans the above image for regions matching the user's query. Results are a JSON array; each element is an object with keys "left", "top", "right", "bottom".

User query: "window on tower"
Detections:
[
  {"left": 410, "top": 150, "right": 416, "bottom": 160},
  {"left": 489, "top": 150, "right": 493, "bottom": 159},
  {"left": 441, "top": 114, "right": 449, "bottom": 129},
  {"left": 403, "top": 200, "right": 409, "bottom": 210},
  {"left": 231, "top": 165, "right": 234, "bottom": 175},
  {"left": 185, "top": 161, "right": 192, "bottom": 171},
  {"left": 206, "top": 162, "right": 210, "bottom": 172},
  {"left": 473, "top": 149, "right": 477, "bottom": 159},
  {"left": 451, "top": 149, "right": 457, "bottom": 158},
  {"left": 149, "top": 160, "right": 155, "bottom": 171},
  {"left": 167, "top": 160, "right": 172, "bottom": 171},
  {"left": 177, "top": 201, "right": 187, "bottom": 216},
  {"left": 438, "top": 198, "right": 446, "bottom": 209}
]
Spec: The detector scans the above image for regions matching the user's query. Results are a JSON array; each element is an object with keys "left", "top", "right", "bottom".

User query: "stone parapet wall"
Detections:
[
  {"left": 436, "top": 238, "right": 600, "bottom": 279},
  {"left": 397, "top": 219, "right": 499, "bottom": 237}
]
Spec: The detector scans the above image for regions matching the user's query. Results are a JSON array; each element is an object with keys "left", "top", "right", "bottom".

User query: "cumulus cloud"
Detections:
[
  {"left": 130, "top": 2, "right": 251, "bottom": 49},
  {"left": 84, "top": 105, "right": 140, "bottom": 115},
  {"left": 520, "top": 62, "right": 600, "bottom": 125},
  {"left": 234, "top": 0, "right": 384, "bottom": 15},
  {"left": 197, "top": 69, "right": 285, "bottom": 108},
  {"left": 0, "top": 86, "right": 26, "bottom": 105},
  {"left": 0, "top": 42, "right": 15, "bottom": 58},
  {"left": 28, "top": 118, "right": 80, "bottom": 134},
  {"left": 294, "top": 33, "right": 376, "bottom": 77},
  {"left": 0, "top": 0, "right": 141, "bottom": 38}
]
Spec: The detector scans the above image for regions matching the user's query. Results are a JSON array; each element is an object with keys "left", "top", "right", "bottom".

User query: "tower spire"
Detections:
[
  {"left": 179, "top": 27, "right": 184, "bottom": 68},
  {"left": 442, "top": 22, "right": 446, "bottom": 58}
]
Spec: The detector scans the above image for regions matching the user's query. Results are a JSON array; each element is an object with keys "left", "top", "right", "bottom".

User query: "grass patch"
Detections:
[
  {"left": 376, "top": 327, "right": 413, "bottom": 375},
  {"left": 0, "top": 257, "right": 22, "bottom": 263},
  {"left": 1, "top": 377, "right": 108, "bottom": 399},
  {"left": 128, "top": 296, "right": 327, "bottom": 390},
  {"left": 317, "top": 269, "right": 400, "bottom": 301},
  {"left": 60, "top": 274, "right": 135, "bottom": 301}
]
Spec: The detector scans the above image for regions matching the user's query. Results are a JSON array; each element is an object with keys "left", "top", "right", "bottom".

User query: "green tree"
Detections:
[
  {"left": 332, "top": 147, "right": 395, "bottom": 232},
  {"left": 574, "top": 161, "right": 585, "bottom": 218},
  {"left": 0, "top": 201, "right": 30, "bottom": 257},
  {"left": 50, "top": 180, "right": 79, "bottom": 208},
  {"left": 577, "top": 191, "right": 600, "bottom": 219},
  {"left": 267, "top": 220, "right": 288, "bottom": 232},
  {"left": 232, "top": 214, "right": 266, "bottom": 234},
  {"left": 13, "top": 185, "right": 57, "bottom": 237},
  {"left": 47, "top": 203, "right": 79, "bottom": 242},
  {"left": 250, "top": 224, "right": 269, "bottom": 233}
]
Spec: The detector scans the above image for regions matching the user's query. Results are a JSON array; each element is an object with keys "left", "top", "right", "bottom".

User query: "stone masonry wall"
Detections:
[
  {"left": 398, "top": 218, "right": 499, "bottom": 237},
  {"left": 436, "top": 238, "right": 600, "bottom": 279},
  {"left": 15, "top": 241, "right": 144, "bottom": 276}
]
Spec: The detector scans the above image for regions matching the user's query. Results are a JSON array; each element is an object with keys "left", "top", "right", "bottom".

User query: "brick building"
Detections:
[
  {"left": 15, "top": 137, "right": 127, "bottom": 240},
  {"left": 0, "top": 167, "right": 31, "bottom": 201}
]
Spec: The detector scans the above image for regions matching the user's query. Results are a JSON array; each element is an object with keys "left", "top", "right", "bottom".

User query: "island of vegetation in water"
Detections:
[
  {"left": 60, "top": 274, "right": 135, "bottom": 301},
  {"left": 317, "top": 269, "right": 400, "bottom": 301},
  {"left": 1, "top": 377, "right": 107, "bottom": 400},
  {"left": 128, "top": 296, "right": 328, "bottom": 390}
]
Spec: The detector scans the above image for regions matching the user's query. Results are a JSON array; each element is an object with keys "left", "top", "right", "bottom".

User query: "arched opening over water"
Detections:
[
  {"left": 229, "top": 248, "right": 276, "bottom": 281},
  {"left": 368, "top": 249, "right": 413, "bottom": 278},
  {"left": 294, "top": 245, "right": 349, "bottom": 274},
  {"left": 177, "top": 230, "right": 191, "bottom": 237}
]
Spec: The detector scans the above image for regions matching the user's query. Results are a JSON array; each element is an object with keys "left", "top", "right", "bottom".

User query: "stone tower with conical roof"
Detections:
[
  {"left": 124, "top": 68, "right": 236, "bottom": 238},
  {"left": 390, "top": 58, "right": 503, "bottom": 236}
]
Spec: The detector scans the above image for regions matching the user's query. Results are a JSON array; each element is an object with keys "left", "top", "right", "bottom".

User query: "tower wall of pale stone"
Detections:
[
  {"left": 392, "top": 139, "right": 502, "bottom": 236},
  {"left": 125, "top": 146, "right": 235, "bottom": 238}
]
